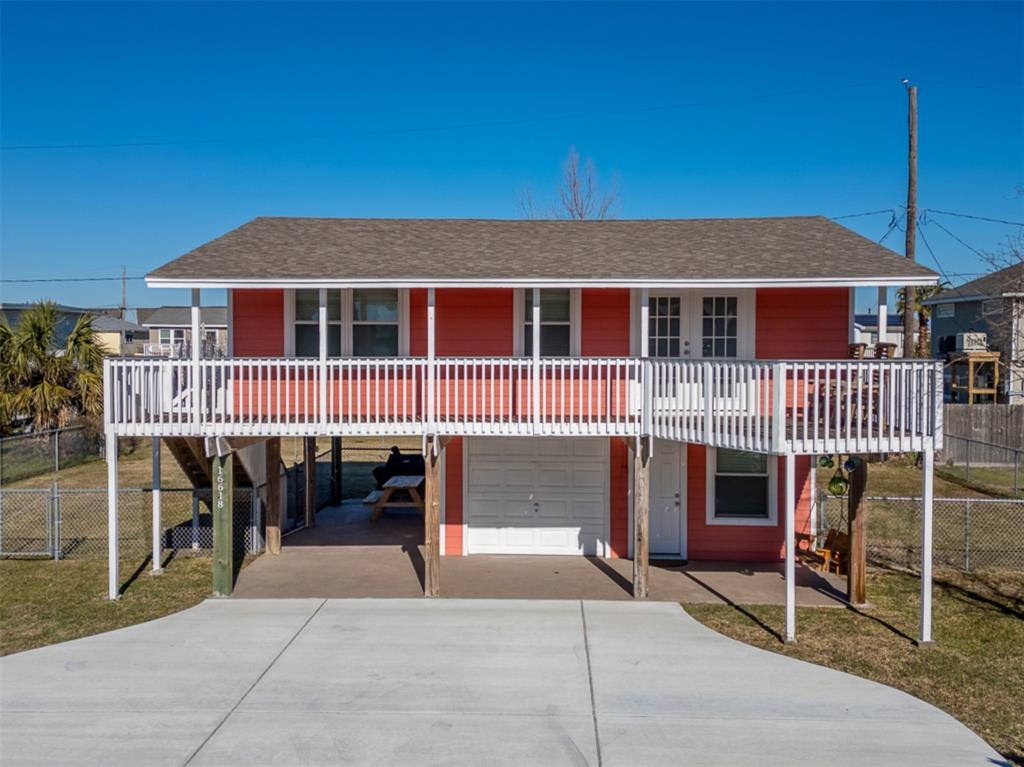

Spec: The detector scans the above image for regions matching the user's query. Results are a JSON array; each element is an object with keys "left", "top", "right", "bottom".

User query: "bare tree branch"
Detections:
[{"left": 517, "top": 147, "right": 619, "bottom": 220}]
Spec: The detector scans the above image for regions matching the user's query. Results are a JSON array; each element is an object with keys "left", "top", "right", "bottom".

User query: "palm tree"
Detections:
[
  {"left": 0, "top": 301, "right": 105, "bottom": 434},
  {"left": 896, "top": 283, "right": 945, "bottom": 357}
]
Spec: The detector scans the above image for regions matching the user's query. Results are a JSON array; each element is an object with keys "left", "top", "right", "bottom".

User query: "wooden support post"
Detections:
[
  {"left": 330, "top": 436, "right": 342, "bottom": 505},
  {"left": 211, "top": 451, "right": 235, "bottom": 597},
  {"left": 424, "top": 438, "right": 442, "bottom": 597},
  {"left": 265, "top": 437, "right": 282, "bottom": 555},
  {"left": 847, "top": 457, "right": 868, "bottom": 607},
  {"left": 304, "top": 436, "right": 317, "bottom": 528},
  {"left": 633, "top": 437, "right": 650, "bottom": 599}
]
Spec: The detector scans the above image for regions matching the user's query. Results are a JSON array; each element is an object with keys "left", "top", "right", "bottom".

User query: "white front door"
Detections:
[
  {"left": 650, "top": 439, "right": 686, "bottom": 557},
  {"left": 466, "top": 437, "right": 609, "bottom": 556}
]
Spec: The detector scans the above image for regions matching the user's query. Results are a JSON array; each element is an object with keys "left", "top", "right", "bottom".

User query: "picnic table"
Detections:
[{"left": 365, "top": 474, "right": 425, "bottom": 521}]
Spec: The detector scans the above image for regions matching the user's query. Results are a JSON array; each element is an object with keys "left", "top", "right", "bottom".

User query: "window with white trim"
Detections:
[
  {"left": 708, "top": 448, "right": 776, "bottom": 524},
  {"left": 701, "top": 296, "right": 738, "bottom": 358},
  {"left": 524, "top": 289, "right": 572, "bottom": 357},
  {"left": 935, "top": 303, "right": 954, "bottom": 319},
  {"left": 648, "top": 296, "right": 682, "bottom": 357},
  {"left": 293, "top": 290, "right": 341, "bottom": 358},
  {"left": 352, "top": 289, "right": 399, "bottom": 357}
]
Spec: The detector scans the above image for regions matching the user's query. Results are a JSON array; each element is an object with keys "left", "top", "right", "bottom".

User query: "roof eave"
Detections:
[{"left": 146, "top": 275, "right": 940, "bottom": 290}]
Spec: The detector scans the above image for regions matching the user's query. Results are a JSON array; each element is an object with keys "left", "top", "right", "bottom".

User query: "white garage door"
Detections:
[{"left": 465, "top": 438, "right": 608, "bottom": 556}]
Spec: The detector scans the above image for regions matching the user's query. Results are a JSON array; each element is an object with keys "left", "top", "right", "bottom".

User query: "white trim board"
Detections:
[
  {"left": 149, "top": 275, "right": 939, "bottom": 290},
  {"left": 704, "top": 445, "right": 779, "bottom": 527}
]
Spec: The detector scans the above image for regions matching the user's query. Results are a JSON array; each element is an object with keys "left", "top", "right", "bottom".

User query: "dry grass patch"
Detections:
[{"left": 686, "top": 568, "right": 1024, "bottom": 763}]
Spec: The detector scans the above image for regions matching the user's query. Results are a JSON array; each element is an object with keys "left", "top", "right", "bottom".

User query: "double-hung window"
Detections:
[
  {"left": 524, "top": 289, "right": 572, "bottom": 357},
  {"left": 352, "top": 289, "right": 400, "bottom": 357},
  {"left": 293, "top": 290, "right": 341, "bottom": 358},
  {"left": 707, "top": 448, "right": 776, "bottom": 525}
]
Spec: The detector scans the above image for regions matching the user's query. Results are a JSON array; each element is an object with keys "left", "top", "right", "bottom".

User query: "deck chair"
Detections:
[{"left": 816, "top": 529, "right": 849, "bottom": 576}]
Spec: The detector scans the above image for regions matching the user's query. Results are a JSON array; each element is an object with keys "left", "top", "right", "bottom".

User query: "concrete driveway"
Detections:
[{"left": 0, "top": 599, "right": 1001, "bottom": 766}]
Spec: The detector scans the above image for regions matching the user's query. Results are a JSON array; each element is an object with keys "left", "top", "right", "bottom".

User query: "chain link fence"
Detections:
[
  {"left": 0, "top": 486, "right": 262, "bottom": 560},
  {"left": 0, "top": 426, "right": 105, "bottom": 485},
  {"left": 818, "top": 492, "right": 1024, "bottom": 571},
  {"left": 937, "top": 434, "right": 1023, "bottom": 498}
]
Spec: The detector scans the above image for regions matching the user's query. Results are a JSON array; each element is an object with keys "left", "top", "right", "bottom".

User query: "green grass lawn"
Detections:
[
  {"left": 687, "top": 568, "right": 1024, "bottom": 764},
  {"left": 0, "top": 554, "right": 237, "bottom": 656}
]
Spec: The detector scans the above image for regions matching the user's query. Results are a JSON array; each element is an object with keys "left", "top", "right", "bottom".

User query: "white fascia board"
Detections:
[{"left": 147, "top": 275, "right": 940, "bottom": 290}]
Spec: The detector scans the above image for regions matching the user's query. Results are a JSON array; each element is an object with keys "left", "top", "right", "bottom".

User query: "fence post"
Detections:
[
  {"left": 191, "top": 494, "right": 200, "bottom": 550},
  {"left": 51, "top": 481, "right": 61, "bottom": 561},
  {"left": 965, "top": 437, "right": 971, "bottom": 484},
  {"left": 54, "top": 429, "right": 60, "bottom": 474},
  {"left": 964, "top": 499, "right": 972, "bottom": 572},
  {"left": 1015, "top": 449, "right": 1020, "bottom": 498}
]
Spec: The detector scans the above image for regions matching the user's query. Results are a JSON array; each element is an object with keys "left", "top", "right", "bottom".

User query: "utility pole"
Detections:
[
  {"left": 120, "top": 266, "right": 127, "bottom": 320},
  {"left": 903, "top": 81, "right": 918, "bottom": 358}
]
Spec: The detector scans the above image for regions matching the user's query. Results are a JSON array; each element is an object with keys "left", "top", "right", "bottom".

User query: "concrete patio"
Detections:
[
  {"left": 233, "top": 501, "right": 847, "bottom": 604},
  {"left": 0, "top": 599, "right": 999, "bottom": 766}
]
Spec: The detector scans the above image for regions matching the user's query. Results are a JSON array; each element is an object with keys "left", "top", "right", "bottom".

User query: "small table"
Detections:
[{"left": 368, "top": 475, "right": 425, "bottom": 521}]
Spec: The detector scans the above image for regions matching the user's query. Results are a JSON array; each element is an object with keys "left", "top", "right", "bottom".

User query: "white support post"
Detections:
[
  {"left": 427, "top": 288, "right": 436, "bottom": 432},
  {"left": 640, "top": 288, "right": 650, "bottom": 437},
  {"left": 784, "top": 452, "right": 796, "bottom": 643},
  {"left": 532, "top": 288, "right": 541, "bottom": 429},
  {"left": 106, "top": 431, "right": 119, "bottom": 600},
  {"left": 919, "top": 446, "right": 935, "bottom": 645},
  {"left": 151, "top": 438, "right": 163, "bottom": 574},
  {"left": 318, "top": 288, "right": 328, "bottom": 427},
  {"left": 877, "top": 286, "right": 888, "bottom": 349},
  {"left": 191, "top": 288, "right": 201, "bottom": 427}
]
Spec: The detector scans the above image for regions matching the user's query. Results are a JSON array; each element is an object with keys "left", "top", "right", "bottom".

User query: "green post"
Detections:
[{"left": 212, "top": 452, "right": 234, "bottom": 597}]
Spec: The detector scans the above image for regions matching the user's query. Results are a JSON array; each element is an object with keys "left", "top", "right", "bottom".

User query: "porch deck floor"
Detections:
[{"left": 233, "top": 501, "right": 846, "bottom": 604}]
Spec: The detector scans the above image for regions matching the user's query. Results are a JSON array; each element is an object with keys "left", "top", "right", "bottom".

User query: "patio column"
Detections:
[
  {"left": 211, "top": 451, "right": 235, "bottom": 597},
  {"left": 330, "top": 437, "right": 342, "bottom": 505},
  {"left": 633, "top": 437, "right": 650, "bottom": 599},
  {"left": 151, "top": 438, "right": 163, "bottom": 574},
  {"left": 427, "top": 288, "right": 435, "bottom": 430},
  {"left": 784, "top": 452, "right": 796, "bottom": 643},
  {"left": 318, "top": 288, "right": 328, "bottom": 426},
  {"left": 919, "top": 446, "right": 935, "bottom": 645},
  {"left": 106, "top": 431, "right": 119, "bottom": 600},
  {"left": 424, "top": 436, "right": 442, "bottom": 597},
  {"left": 877, "top": 286, "right": 889, "bottom": 349},
  {"left": 191, "top": 288, "right": 201, "bottom": 426},
  {"left": 532, "top": 288, "right": 540, "bottom": 428},
  {"left": 265, "top": 437, "right": 282, "bottom": 554},
  {"left": 304, "top": 437, "right": 317, "bottom": 528}
]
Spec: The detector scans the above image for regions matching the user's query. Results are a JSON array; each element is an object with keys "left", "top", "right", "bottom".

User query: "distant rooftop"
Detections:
[
  {"left": 925, "top": 261, "right": 1024, "bottom": 305},
  {"left": 136, "top": 306, "right": 228, "bottom": 328}
]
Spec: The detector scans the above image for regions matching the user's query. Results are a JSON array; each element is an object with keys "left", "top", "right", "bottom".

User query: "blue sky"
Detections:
[{"left": 2, "top": 1, "right": 1021, "bottom": 314}]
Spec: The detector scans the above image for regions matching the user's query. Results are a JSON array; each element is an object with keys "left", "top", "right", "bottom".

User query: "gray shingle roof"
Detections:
[
  {"left": 147, "top": 216, "right": 938, "bottom": 286},
  {"left": 136, "top": 306, "right": 228, "bottom": 327},
  {"left": 924, "top": 261, "right": 1024, "bottom": 304}
]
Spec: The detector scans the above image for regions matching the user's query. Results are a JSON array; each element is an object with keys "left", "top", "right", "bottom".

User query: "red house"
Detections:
[{"left": 104, "top": 216, "right": 943, "bottom": 642}]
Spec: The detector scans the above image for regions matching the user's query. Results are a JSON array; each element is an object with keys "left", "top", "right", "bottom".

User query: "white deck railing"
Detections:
[{"left": 105, "top": 356, "right": 942, "bottom": 454}]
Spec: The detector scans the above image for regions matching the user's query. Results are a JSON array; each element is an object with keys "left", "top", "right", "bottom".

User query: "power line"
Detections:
[
  {"left": 915, "top": 79, "right": 1024, "bottom": 94},
  {"left": 830, "top": 209, "right": 895, "bottom": 221},
  {"left": 924, "top": 217, "right": 989, "bottom": 260},
  {"left": 0, "top": 276, "right": 146, "bottom": 286},
  {"left": 0, "top": 81, "right": 889, "bottom": 151},
  {"left": 926, "top": 209, "right": 1024, "bottom": 227}
]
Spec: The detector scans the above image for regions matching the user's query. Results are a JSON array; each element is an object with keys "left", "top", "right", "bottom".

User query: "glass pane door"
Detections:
[{"left": 648, "top": 295, "right": 687, "bottom": 358}]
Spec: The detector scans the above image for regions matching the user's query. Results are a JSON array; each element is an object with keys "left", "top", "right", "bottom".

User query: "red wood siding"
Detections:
[
  {"left": 231, "top": 289, "right": 284, "bottom": 356},
  {"left": 685, "top": 445, "right": 812, "bottom": 561},
  {"left": 444, "top": 437, "right": 464, "bottom": 556},
  {"left": 582, "top": 289, "right": 631, "bottom": 356},
  {"left": 409, "top": 289, "right": 427, "bottom": 356},
  {"left": 410, "top": 288, "right": 515, "bottom": 357},
  {"left": 756, "top": 287, "right": 849, "bottom": 359},
  {"left": 609, "top": 438, "right": 629, "bottom": 558}
]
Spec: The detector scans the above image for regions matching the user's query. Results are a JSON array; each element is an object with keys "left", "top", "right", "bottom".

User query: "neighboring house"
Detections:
[
  {"left": 103, "top": 216, "right": 946, "bottom": 643},
  {"left": 136, "top": 305, "right": 228, "bottom": 357},
  {"left": 852, "top": 312, "right": 915, "bottom": 357},
  {"left": 923, "top": 262, "right": 1024, "bottom": 401},
  {"left": 91, "top": 314, "right": 147, "bottom": 355},
  {"left": 1, "top": 302, "right": 126, "bottom": 348}
]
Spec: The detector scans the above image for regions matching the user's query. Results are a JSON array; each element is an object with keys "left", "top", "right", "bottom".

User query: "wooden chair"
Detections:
[
  {"left": 816, "top": 528, "right": 849, "bottom": 576},
  {"left": 848, "top": 343, "right": 867, "bottom": 360},
  {"left": 874, "top": 342, "right": 897, "bottom": 359}
]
